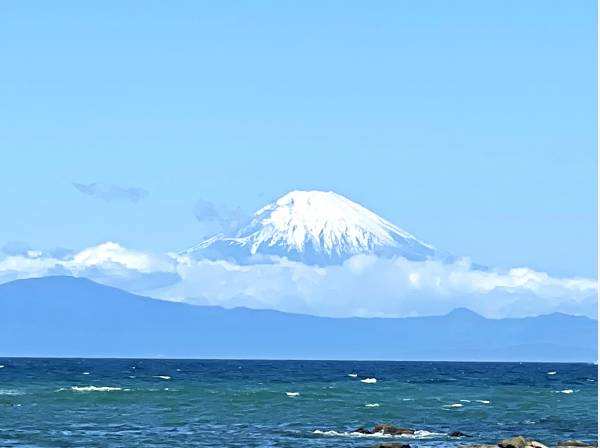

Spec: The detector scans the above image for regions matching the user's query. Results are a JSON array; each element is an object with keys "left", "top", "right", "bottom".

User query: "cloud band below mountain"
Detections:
[{"left": 0, "top": 242, "right": 595, "bottom": 319}]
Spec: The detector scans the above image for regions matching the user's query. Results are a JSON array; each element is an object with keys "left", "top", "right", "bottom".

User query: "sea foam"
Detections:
[
  {"left": 0, "top": 389, "right": 23, "bottom": 396},
  {"left": 360, "top": 377, "right": 377, "bottom": 384},
  {"left": 313, "top": 429, "right": 444, "bottom": 439},
  {"left": 69, "top": 386, "right": 122, "bottom": 392}
]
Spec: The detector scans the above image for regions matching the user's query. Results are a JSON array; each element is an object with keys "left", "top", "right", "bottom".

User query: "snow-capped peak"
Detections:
[
  {"left": 247, "top": 190, "right": 432, "bottom": 255},
  {"left": 186, "top": 190, "right": 437, "bottom": 264}
]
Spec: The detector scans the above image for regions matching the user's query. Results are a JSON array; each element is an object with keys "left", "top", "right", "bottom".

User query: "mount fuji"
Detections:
[{"left": 185, "top": 190, "right": 442, "bottom": 265}]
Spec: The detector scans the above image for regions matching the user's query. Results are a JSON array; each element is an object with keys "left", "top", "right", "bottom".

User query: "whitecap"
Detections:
[
  {"left": 155, "top": 375, "right": 171, "bottom": 380},
  {"left": 475, "top": 399, "right": 491, "bottom": 404},
  {"left": 313, "top": 430, "right": 355, "bottom": 437},
  {"left": 70, "top": 386, "right": 122, "bottom": 392},
  {"left": 402, "top": 398, "right": 414, "bottom": 401},
  {"left": 0, "top": 389, "right": 23, "bottom": 395},
  {"left": 411, "top": 430, "right": 446, "bottom": 438},
  {"left": 286, "top": 392, "right": 300, "bottom": 397},
  {"left": 82, "top": 372, "right": 90, "bottom": 375},
  {"left": 0, "top": 365, "right": 5, "bottom": 368},
  {"left": 547, "top": 371, "right": 557, "bottom": 375},
  {"left": 560, "top": 389, "right": 574, "bottom": 394},
  {"left": 361, "top": 377, "right": 377, "bottom": 384},
  {"left": 365, "top": 403, "right": 380, "bottom": 407},
  {"left": 313, "top": 429, "right": 389, "bottom": 438},
  {"left": 459, "top": 399, "right": 471, "bottom": 403},
  {"left": 348, "top": 373, "right": 358, "bottom": 378},
  {"left": 313, "top": 429, "right": 444, "bottom": 439},
  {"left": 444, "top": 403, "right": 463, "bottom": 408}
]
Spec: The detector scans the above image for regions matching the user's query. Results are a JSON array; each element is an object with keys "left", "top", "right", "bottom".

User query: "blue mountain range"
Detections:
[{"left": 1, "top": 276, "right": 596, "bottom": 361}]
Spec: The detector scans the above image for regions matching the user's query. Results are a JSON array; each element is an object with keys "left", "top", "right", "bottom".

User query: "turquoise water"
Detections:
[{"left": 0, "top": 359, "right": 596, "bottom": 447}]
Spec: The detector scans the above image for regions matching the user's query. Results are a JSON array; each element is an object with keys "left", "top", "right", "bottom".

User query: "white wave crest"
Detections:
[
  {"left": 365, "top": 403, "right": 380, "bottom": 407},
  {"left": 313, "top": 429, "right": 444, "bottom": 439},
  {"left": 559, "top": 389, "right": 574, "bottom": 394},
  {"left": 155, "top": 375, "right": 171, "bottom": 380},
  {"left": 360, "top": 377, "right": 377, "bottom": 384},
  {"left": 475, "top": 399, "right": 491, "bottom": 404},
  {"left": 444, "top": 403, "right": 463, "bottom": 408},
  {"left": 314, "top": 429, "right": 393, "bottom": 439},
  {"left": 69, "top": 386, "right": 123, "bottom": 392},
  {"left": 547, "top": 371, "right": 557, "bottom": 375},
  {"left": 286, "top": 392, "right": 300, "bottom": 397},
  {"left": 408, "top": 430, "right": 446, "bottom": 439},
  {"left": 348, "top": 373, "right": 358, "bottom": 378},
  {"left": 0, "top": 389, "right": 23, "bottom": 395}
]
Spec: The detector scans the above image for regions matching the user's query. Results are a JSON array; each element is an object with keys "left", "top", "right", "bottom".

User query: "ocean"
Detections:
[{"left": 0, "top": 359, "right": 596, "bottom": 447}]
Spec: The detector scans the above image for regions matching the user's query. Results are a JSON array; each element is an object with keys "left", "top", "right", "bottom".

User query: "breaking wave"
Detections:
[
  {"left": 0, "top": 389, "right": 23, "bottom": 395},
  {"left": 65, "top": 386, "right": 123, "bottom": 392},
  {"left": 313, "top": 429, "right": 445, "bottom": 439}
]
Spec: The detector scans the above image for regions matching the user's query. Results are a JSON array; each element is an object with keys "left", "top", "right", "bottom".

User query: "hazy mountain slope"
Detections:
[{"left": 0, "top": 276, "right": 596, "bottom": 361}]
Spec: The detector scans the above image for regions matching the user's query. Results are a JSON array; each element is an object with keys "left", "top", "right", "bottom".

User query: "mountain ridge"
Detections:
[{"left": 1, "top": 276, "right": 596, "bottom": 361}]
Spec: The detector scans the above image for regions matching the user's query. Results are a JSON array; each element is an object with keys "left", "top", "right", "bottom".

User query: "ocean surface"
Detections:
[{"left": 0, "top": 359, "right": 596, "bottom": 447}]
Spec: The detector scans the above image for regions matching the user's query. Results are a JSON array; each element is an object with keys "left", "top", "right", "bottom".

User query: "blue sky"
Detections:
[{"left": 0, "top": 0, "right": 596, "bottom": 279}]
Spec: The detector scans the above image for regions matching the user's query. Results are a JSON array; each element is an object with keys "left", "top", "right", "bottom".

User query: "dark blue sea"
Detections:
[{"left": 0, "top": 359, "right": 596, "bottom": 447}]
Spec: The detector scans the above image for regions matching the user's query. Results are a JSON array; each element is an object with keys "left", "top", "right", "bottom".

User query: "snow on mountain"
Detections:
[{"left": 185, "top": 190, "right": 439, "bottom": 264}]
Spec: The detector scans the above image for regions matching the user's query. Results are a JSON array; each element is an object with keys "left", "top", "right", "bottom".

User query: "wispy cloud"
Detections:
[
  {"left": 0, "top": 243, "right": 595, "bottom": 319},
  {"left": 193, "top": 199, "right": 247, "bottom": 234},
  {"left": 73, "top": 182, "right": 148, "bottom": 203},
  {"left": 1, "top": 241, "right": 30, "bottom": 256}
]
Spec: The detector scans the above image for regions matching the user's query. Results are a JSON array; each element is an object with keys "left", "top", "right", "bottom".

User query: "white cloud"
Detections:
[
  {"left": 69, "top": 242, "right": 173, "bottom": 273},
  {"left": 160, "top": 254, "right": 597, "bottom": 318},
  {"left": 0, "top": 242, "right": 179, "bottom": 292},
  {"left": 0, "top": 243, "right": 596, "bottom": 319}
]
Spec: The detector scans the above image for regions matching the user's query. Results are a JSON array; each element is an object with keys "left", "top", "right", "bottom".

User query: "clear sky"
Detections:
[{"left": 0, "top": 0, "right": 597, "bottom": 278}]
